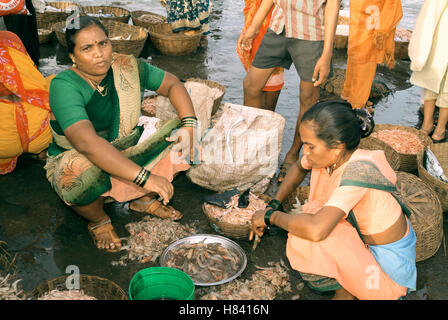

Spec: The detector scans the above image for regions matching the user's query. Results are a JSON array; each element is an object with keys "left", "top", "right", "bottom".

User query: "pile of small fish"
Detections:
[
  {"left": 204, "top": 193, "right": 267, "bottom": 225},
  {"left": 112, "top": 216, "right": 197, "bottom": 266},
  {"left": 38, "top": 289, "right": 97, "bottom": 300},
  {"left": 110, "top": 35, "right": 132, "bottom": 41},
  {"left": 87, "top": 10, "right": 125, "bottom": 18},
  {"left": 395, "top": 28, "right": 412, "bottom": 42},
  {"left": 138, "top": 14, "right": 166, "bottom": 24},
  {"left": 0, "top": 274, "right": 24, "bottom": 300},
  {"left": 371, "top": 129, "right": 425, "bottom": 154},
  {"left": 164, "top": 241, "right": 242, "bottom": 284},
  {"left": 198, "top": 260, "right": 292, "bottom": 300},
  {"left": 141, "top": 96, "right": 158, "bottom": 116}
]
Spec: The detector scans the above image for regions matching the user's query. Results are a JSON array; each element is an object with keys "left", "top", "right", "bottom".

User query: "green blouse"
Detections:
[{"left": 48, "top": 60, "right": 165, "bottom": 157}]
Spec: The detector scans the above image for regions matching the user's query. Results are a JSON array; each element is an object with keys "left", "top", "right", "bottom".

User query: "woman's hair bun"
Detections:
[{"left": 353, "top": 108, "right": 375, "bottom": 138}]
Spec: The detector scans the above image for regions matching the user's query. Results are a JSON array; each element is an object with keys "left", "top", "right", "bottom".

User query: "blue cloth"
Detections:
[
  {"left": 166, "top": 0, "right": 210, "bottom": 34},
  {"left": 368, "top": 223, "right": 417, "bottom": 292}
]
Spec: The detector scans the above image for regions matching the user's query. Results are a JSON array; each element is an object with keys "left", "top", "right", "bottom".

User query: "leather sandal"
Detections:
[
  {"left": 129, "top": 199, "right": 183, "bottom": 220},
  {"left": 88, "top": 218, "right": 122, "bottom": 253}
]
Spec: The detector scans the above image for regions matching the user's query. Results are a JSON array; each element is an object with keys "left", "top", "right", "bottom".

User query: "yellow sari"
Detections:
[{"left": 0, "top": 31, "right": 52, "bottom": 174}]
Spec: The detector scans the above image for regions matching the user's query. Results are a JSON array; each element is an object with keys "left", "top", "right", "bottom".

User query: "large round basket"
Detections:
[
  {"left": 370, "top": 124, "right": 433, "bottom": 172},
  {"left": 148, "top": 23, "right": 202, "bottom": 56},
  {"left": 38, "top": 28, "right": 54, "bottom": 45},
  {"left": 394, "top": 28, "right": 412, "bottom": 60},
  {"left": 101, "top": 20, "right": 148, "bottom": 57},
  {"left": 29, "top": 274, "right": 128, "bottom": 300},
  {"left": 201, "top": 193, "right": 271, "bottom": 240},
  {"left": 185, "top": 78, "right": 226, "bottom": 115},
  {"left": 359, "top": 135, "right": 401, "bottom": 171},
  {"left": 395, "top": 172, "right": 443, "bottom": 262},
  {"left": 36, "top": 1, "right": 80, "bottom": 29},
  {"left": 52, "top": 21, "right": 68, "bottom": 47},
  {"left": 131, "top": 10, "right": 167, "bottom": 29},
  {"left": 417, "top": 142, "right": 448, "bottom": 212},
  {"left": 80, "top": 5, "right": 131, "bottom": 23}
]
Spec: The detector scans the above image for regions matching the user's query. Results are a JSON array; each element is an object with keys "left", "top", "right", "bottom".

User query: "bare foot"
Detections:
[{"left": 331, "top": 288, "right": 356, "bottom": 300}]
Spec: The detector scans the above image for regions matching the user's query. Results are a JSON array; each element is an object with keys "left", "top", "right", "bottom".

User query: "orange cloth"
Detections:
[
  {"left": 237, "top": 0, "right": 284, "bottom": 92},
  {"left": 287, "top": 149, "right": 407, "bottom": 299},
  {"left": 102, "top": 151, "right": 190, "bottom": 202},
  {"left": 0, "top": 31, "right": 52, "bottom": 174},
  {"left": 342, "top": 0, "right": 403, "bottom": 109}
]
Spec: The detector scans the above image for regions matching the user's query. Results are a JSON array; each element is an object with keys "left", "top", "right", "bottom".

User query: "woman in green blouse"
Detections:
[{"left": 45, "top": 16, "right": 197, "bottom": 252}]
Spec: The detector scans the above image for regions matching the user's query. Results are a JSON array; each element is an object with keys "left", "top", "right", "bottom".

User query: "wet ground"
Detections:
[{"left": 1, "top": 0, "right": 447, "bottom": 300}]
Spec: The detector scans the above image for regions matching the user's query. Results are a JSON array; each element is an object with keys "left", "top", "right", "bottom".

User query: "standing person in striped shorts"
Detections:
[{"left": 237, "top": 0, "right": 339, "bottom": 182}]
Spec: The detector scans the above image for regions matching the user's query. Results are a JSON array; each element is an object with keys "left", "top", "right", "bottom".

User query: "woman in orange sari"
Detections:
[
  {"left": 341, "top": 0, "right": 402, "bottom": 109},
  {"left": 236, "top": 0, "right": 284, "bottom": 111},
  {"left": 0, "top": 31, "right": 52, "bottom": 174}
]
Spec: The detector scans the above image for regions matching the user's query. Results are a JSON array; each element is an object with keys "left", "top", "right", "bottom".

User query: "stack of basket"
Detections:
[
  {"left": 80, "top": 5, "right": 131, "bottom": 23},
  {"left": 36, "top": 1, "right": 79, "bottom": 29},
  {"left": 369, "top": 124, "right": 433, "bottom": 172},
  {"left": 417, "top": 142, "right": 448, "bottom": 213},
  {"left": 29, "top": 274, "right": 128, "bottom": 300},
  {"left": 148, "top": 23, "right": 202, "bottom": 56}
]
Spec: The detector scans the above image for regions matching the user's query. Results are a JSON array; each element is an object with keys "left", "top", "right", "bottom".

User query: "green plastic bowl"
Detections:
[{"left": 129, "top": 267, "right": 195, "bottom": 300}]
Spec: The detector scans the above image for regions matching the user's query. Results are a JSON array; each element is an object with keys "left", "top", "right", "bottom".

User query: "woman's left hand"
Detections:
[{"left": 166, "top": 126, "right": 198, "bottom": 164}]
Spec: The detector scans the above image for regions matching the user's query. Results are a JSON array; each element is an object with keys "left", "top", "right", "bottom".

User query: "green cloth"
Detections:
[{"left": 48, "top": 60, "right": 165, "bottom": 156}]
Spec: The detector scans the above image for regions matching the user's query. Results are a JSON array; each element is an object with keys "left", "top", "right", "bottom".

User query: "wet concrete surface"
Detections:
[{"left": 1, "top": 0, "right": 447, "bottom": 300}]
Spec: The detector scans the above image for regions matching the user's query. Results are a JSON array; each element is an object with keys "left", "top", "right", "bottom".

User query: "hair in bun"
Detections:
[{"left": 301, "top": 99, "right": 375, "bottom": 150}]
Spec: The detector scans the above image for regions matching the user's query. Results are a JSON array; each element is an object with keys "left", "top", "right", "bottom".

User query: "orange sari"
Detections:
[
  {"left": 237, "top": 0, "right": 284, "bottom": 92},
  {"left": 0, "top": 31, "right": 52, "bottom": 174},
  {"left": 341, "top": 0, "right": 402, "bottom": 109}
]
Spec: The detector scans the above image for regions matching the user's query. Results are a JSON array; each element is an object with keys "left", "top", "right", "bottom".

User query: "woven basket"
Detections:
[
  {"left": 36, "top": 1, "right": 80, "bottom": 29},
  {"left": 417, "top": 142, "right": 448, "bottom": 212},
  {"left": 80, "top": 5, "right": 131, "bottom": 23},
  {"left": 131, "top": 10, "right": 167, "bottom": 29},
  {"left": 29, "top": 274, "right": 128, "bottom": 300},
  {"left": 282, "top": 186, "right": 310, "bottom": 213},
  {"left": 202, "top": 193, "right": 271, "bottom": 240},
  {"left": 185, "top": 78, "right": 226, "bottom": 115},
  {"left": 0, "top": 241, "right": 26, "bottom": 300},
  {"left": 38, "top": 28, "right": 54, "bottom": 44},
  {"left": 395, "top": 172, "right": 444, "bottom": 262},
  {"left": 370, "top": 124, "right": 433, "bottom": 172},
  {"left": 52, "top": 21, "right": 68, "bottom": 47},
  {"left": 359, "top": 135, "right": 401, "bottom": 171},
  {"left": 148, "top": 23, "right": 202, "bottom": 56},
  {"left": 394, "top": 28, "right": 412, "bottom": 60},
  {"left": 334, "top": 15, "right": 349, "bottom": 49},
  {"left": 101, "top": 20, "right": 148, "bottom": 57}
]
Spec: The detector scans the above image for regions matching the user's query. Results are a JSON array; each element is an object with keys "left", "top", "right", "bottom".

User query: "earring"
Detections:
[{"left": 72, "top": 60, "right": 77, "bottom": 68}]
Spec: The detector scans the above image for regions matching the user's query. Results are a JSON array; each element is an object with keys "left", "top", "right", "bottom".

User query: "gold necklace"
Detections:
[{"left": 87, "top": 78, "right": 108, "bottom": 97}]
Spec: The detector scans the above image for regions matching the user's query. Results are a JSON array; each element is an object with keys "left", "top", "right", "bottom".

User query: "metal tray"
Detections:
[{"left": 159, "top": 234, "right": 247, "bottom": 286}]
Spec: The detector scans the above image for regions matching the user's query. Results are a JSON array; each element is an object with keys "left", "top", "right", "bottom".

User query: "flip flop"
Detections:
[
  {"left": 87, "top": 218, "right": 122, "bottom": 253},
  {"left": 431, "top": 135, "right": 447, "bottom": 144},
  {"left": 129, "top": 199, "right": 183, "bottom": 220}
]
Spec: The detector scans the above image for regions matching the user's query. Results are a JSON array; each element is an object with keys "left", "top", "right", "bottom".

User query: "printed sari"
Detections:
[
  {"left": 341, "top": 0, "right": 402, "bottom": 109},
  {"left": 44, "top": 54, "right": 189, "bottom": 206},
  {"left": 0, "top": 31, "right": 52, "bottom": 174},
  {"left": 165, "top": 0, "right": 211, "bottom": 34},
  {"left": 236, "top": 0, "right": 284, "bottom": 92}
]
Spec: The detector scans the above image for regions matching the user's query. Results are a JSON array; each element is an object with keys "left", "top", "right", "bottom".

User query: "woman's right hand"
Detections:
[{"left": 142, "top": 174, "right": 174, "bottom": 205}]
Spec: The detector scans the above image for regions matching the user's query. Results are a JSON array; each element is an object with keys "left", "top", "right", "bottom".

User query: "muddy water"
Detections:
[{"left": 2, "top": 0, "right": 447, "bottom": 301}]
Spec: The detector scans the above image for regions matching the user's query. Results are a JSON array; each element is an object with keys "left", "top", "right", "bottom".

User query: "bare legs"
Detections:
[
  {"left": 421, "top": 99, "right": 448, "bottom": 141},
  {"left": 72, "top": 197, "right": 121, "bottom": 251}
]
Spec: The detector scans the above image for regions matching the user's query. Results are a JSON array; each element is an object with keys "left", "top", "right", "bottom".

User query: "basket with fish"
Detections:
[
  {"left": 80, "top": 5, "right": 131, "bottom": 23},
  {"left": 202, "top": 190, "right": 270, "bottom": 240},
  {"left": 370, "top": 124, "right": 433, "bottom": 172},
  {"left": 131, "top": 10, "right": 167, "bottom": 29},
  {"left": 417, "top": 142, "right": 448, "bottom": 212},
  {"left": 0, "top": 242, "right": 26, "bottom": 300},
  {"left": 394, "top": 27, "right": 412, "bottom": 60},
  {"left": 38, "top": 28, "right": 54, "bottom": 45},
  {"left": 334, "top": 14, "right": 349, "bottom": 49},
  {"left": 101, "top": 20, "right": 148, "bottom": 57},
  {"left": 148, "top": 23, "right": 202, "bottom": 56},
  {"left": 36, "top": 1, "right": 80, "bottom": 29},
  {"left": 29, "top": 274, "right": 128, "bottom": 300},
  {"left": 159, "top": 234, "right": 247, "bottom": 286}
]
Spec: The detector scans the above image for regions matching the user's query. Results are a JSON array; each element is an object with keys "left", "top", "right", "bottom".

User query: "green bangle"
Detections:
[
  {"left": 268, "top": 199, "right": 283, "bottom": 211},
  {"left": 264, "top": 209, "right": 275, "bottom": 229}
]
